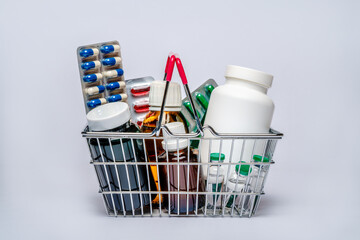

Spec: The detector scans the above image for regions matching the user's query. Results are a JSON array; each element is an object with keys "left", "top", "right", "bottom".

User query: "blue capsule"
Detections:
[
  {"left": 106, "top": 81, "right": 126, "bottom": 91},
  {"left": 79, "top": 48, "right": 99, "bottom": 58},
  {"left": 104, "top": 69, "right": 124, "bottom": 78},
  {"left": 83, "top": 73, "right": 103, "bottom": 83},
  {"left": 107, "top": 94, "right": 127, "bottom": 102},
  {"left": 81, "top": 60, "right": 100, "bottom": 70},
  {"left": 102, "top": 57, "right": 121, "bottom": 66},
  {"left": 86, "top": 85, "right": 105, "bottom": 95},
  {"left": 100, "top": 44, "right": 120, "bottom": 54},
  {"left": 97, "top": 85, "right": 105, "bottom": 92},
  {"left": 87, "top": 98, "right": 106, "bottom": 108}
]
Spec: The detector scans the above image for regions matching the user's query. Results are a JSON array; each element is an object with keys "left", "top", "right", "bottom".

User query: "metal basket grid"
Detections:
[{"left": 82, "top": 125, "right": 282, "bottom": 217}]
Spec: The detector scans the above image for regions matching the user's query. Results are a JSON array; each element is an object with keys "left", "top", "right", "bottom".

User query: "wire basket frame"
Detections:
[{"left": 82, "top": 125, "right": 283, "bottom": 217}]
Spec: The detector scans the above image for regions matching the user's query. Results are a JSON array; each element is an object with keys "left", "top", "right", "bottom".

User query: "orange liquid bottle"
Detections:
[{"left": 141, "top": 81, "right": 188, "bottom": 204}]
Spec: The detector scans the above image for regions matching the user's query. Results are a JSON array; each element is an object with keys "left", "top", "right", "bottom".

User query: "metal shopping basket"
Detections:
[
  {"left": 81, "top": 55, "right": 283, "bottom": 217},
  {"left": 82, "top": 125, "right": 282, "bottom": 217}
]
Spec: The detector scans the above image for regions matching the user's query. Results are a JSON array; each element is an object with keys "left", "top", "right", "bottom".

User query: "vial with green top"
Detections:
[
  {"left": 250, "top": 155, "right": 270, "bottom": 193},
  {"left": 250, "top": 155, "right": 270, "bottom": 209},
  {"left": 205, "top": 153, "right": 225, "bottom": 212},
  {"left": 225, "top": 162, "right": 252, "bottom": 212}
]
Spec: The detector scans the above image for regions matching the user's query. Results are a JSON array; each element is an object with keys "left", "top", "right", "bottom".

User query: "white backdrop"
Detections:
[{"left": 0, "top": 0, "right": 359, "bottom": 239}]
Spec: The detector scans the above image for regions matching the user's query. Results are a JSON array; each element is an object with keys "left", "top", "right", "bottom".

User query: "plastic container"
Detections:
[
  {"left": 201, "top": 65, "right": 275, "bottom": 179},
  {"left": 86, "top": 102, "right": 154, "bottom": 213}
]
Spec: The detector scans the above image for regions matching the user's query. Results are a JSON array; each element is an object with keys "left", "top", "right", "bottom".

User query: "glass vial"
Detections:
[
  {"left": 205, "top": 153, "right": 225, "bottom": 214},
  {"left": 224, "top": 161, "right": 252, "bottom": 214}
]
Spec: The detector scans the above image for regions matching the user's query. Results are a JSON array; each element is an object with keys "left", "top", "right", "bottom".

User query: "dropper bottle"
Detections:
[{"left": 140, "top": 81, "right": 188, "bottom": 204}]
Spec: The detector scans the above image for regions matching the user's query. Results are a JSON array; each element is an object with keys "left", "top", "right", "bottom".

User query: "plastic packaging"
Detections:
[
  {"left": 86, "top": 102, "right": 155, "bottom": 213},
  {"left": 76, "top": 41, "right": 127, "bottom": 113},
  {"left": 180, "top": 79, "right": 218, "bottom": 132},
  {"left": 158, "top": 122, "right": 204, "bottom": 214},
  {"left": 201, "top": 66, "right": 275, "bottom": 179},
  {"left": 124, "top": 76, "right": 155, "bottom": 127}
]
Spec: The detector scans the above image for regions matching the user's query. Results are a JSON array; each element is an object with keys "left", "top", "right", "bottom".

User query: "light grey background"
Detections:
[{"left": 0, "top": 0, "right": 359, "bottom": 239}]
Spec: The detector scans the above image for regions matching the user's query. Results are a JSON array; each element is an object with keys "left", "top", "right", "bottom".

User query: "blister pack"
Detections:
[
  {"left": 76, "top": 40, "right": 127, "bottom": 113},
  {"left": 125, "top": 76, "right": 155, "bottom": 127},
  {"left": 181, "top": 79, "right": 218, "bottom": 132}
]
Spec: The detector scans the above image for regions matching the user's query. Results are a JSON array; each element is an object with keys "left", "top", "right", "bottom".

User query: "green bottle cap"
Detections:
[
  {"left": 210, "top": 153, "right": 225, "bottom": 162},
  {"left": 253, "top": 155, "right": 270, "bottom": 163},
  {"left": 204, "top": 84, "right": 215, "bottom": 95},
  {"left": 195, "top": 92, "right": 209, "bottom": 109},
  {"left": 235, "top": 161, "right": 252, "bottom": 176}
]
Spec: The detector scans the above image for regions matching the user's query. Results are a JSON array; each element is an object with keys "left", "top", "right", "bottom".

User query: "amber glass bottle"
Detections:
[
  {"left": 158, "top": 122, "right": 204, "bottom": 214},
  {"left": 141, "top": 81, "right": 188, "bottom": 204}
]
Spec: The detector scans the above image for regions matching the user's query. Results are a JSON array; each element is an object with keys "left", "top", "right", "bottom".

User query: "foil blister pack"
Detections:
[
  {"left": 125, "top": 76, "right": 155, "bottom": 127},
  {"left": 181, "top": 79, "right": 218, "bottom": 132},
  {"left": 76, "top": 40, "right": 127, "bottom": 113}
]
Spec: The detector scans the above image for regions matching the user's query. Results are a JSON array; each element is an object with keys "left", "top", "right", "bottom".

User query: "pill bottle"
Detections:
[
  {"left": 201, "top": 65, "right": 275, "bottom": 179},
  {"left": 87, "top": 102, "right": 155, "bottom": 213},
  {"left": 225, "top": 162, "right": 252, "bottom": 212},
  {"left": 205, "top": 153, "right": 225, "bottom": 213},
  {"left": 158, "top": 122, "right": 204, "bottom": 214},
  {"left": 140, "top": 81, "right": 188, "bottom": 204}
]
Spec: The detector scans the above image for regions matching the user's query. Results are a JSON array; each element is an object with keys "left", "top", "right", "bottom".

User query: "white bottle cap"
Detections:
[
  {"left": 87, "top": 102, "right": 131, "bottom": 131},
  {"left": 149, "top": 81, "right": 182, "bottom": 111},
  {"left": 161, "top": 122, "right": 188, "bottom": 151},
  {"left": 225, "top": 65, "right": 273, "bottom": 89}
]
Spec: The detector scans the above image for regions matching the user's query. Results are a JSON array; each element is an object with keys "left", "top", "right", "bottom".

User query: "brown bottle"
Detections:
[
  {"left": 140, "top": 81, "right": 188, "bottom": 204},
  {"left": 158, "top": 122, "right": 204, "bottom": 214}
]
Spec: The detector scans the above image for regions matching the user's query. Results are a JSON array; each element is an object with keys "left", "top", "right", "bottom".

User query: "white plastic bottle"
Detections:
[{"left": 201, "top": 65, "right": 274, "bottom": 179}]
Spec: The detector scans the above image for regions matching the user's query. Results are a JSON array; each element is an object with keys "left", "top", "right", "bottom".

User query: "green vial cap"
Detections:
[
  {"left": 235, "top": 161, "right": 252, "bottom": 176},
  {"left": 195, "top": 92, "right": 209, "bottom": 109},
  {"left": 253, "top": 155, "right": 270, "bottom": 163},
  {"left": 204, "top": 84, "right": 215, "bottom": 95},
  {"left": 210, "top": 153, "right": 225, "bottom": 162}
]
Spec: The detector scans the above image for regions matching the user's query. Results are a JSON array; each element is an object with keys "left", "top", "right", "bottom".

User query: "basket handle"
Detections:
[
  {"left": 155, "top": 54, "right": 176, "bottom": 135},
  {"left": 175, "top": 55, "right": 203, "bottom": 135},
  {"left": 154, "top": 53, "right": 203, "bottom": 136}
]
